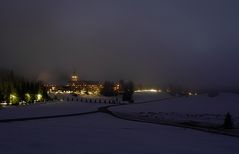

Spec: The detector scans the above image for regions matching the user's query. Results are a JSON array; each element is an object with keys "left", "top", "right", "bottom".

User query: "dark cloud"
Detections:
[{"left": 1, "top": 0, "right": 239, "bottom": 88}]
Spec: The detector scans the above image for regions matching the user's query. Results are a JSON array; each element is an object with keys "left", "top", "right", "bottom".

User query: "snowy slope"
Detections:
[
  {"left": 0, "top": 101, "right": 104, "bottom": 120},
  {"left": 113, "top": 93, "right": 239, "bottom": 114},
  {"left": 111, "top": 93, "right": 239, "bottom": 127},
  {"left": 1, "top": 113, "right": 239, "bottom": 154}
]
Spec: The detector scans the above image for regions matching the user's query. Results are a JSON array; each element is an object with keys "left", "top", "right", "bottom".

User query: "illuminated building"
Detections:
[
  {"left": 69, "top": 71, "right": 79, "bottom": 86},
  {"left": 71, "top": 72, "right": 78, "bottom": 82},
  {"left": 45, "top": 72, "right": 106, "bottom": 96},
  {"left": 67, "top": 72, "right": 102, "bottom": 95}
]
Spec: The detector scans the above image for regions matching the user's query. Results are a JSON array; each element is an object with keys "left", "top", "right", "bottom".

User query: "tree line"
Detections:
[
  {"left": 100, "top": 80, "right": 135, "bottom": 102},
  {"left": 0, "top": 69, "right": 48, "bottom": 105}
]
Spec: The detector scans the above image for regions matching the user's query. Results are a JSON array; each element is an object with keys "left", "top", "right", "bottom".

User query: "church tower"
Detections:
[
  {"left": 70, "top": 71, "right": 79, "bottom": 88},
  {"left": 71, "top": 71, "right": 78, "bottom": 82}
]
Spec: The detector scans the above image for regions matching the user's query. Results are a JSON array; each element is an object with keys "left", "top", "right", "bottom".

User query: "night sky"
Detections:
[{"left": 1, "top": 0, "right": 239, "bottom": 88}]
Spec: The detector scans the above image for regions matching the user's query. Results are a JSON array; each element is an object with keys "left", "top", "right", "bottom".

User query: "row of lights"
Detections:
[{"left": 9, "top": 93, "right": 43, "bottom": 104}]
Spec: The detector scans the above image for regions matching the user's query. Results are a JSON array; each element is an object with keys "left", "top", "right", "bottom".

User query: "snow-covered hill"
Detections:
[
  {"left": 1, "top": 113, "right": 239, "bottom": 154},
  {"left": 111, "top": 93, "right": 239, "bottom": 128}
]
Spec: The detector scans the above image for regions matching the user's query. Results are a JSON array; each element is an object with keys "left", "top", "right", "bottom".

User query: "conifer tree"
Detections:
[{"left": 223, "top": 112, "right": 234, "bottom": 129}]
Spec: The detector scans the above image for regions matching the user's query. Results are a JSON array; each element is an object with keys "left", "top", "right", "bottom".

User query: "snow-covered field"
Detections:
[
  {"left": 1, "top": 113, "right": 239, "bottom": 154},
  {"left": 0, "top": 101, "right": 104, "bottom": 120},
  {"left": 0, "top": 93, "right": 123, "bottom": 121},
  {"left": 0, "top": 92, "right": 239, "bottom": 153},
  {"left": 111, "top": 93, "right": 239, "bottom": 128}
]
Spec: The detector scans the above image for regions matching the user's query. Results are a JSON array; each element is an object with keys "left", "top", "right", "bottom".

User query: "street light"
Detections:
[
  {"left": 36, "top": 94, "right": 43, "bottom": 102},
  {"left": 25, "top": 93, "right": 31, "bottom": 103},
  {"left": 10, "top": 94, "right": 18, "bottom": 105}
]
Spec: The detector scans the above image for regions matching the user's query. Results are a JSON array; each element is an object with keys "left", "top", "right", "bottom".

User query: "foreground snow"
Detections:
[
  {"left": 0, "top": 92, "right": 239, "bottom": 153},
  {"left": 0, "top": 113, "right": 239, "bottom": 154}
]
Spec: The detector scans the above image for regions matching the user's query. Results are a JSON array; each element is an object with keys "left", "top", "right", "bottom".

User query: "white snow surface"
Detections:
[
  {"left": 1, "top": 113, "right": 239, "bottom": 154},
  {"left": 0, "top": 101, "right": 104, "bottom": 120},
  {"left": 111, "top": 93, "right": 239, "bottom": 127},
  {"left": 113, "top": 93, "right": 239, "bottom": 115},
  {"left": 0, "top": 92, "right": 239, "bottom": 153}
]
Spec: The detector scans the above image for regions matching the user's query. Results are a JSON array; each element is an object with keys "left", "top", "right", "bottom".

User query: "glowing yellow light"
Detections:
[
  {"left": 25, "top": 93, "right": 30, "bottom": 97},
  {"left": 36, "top": 94, "right": 43, "bottom": 101},
  {"left": 10, "top": 94, "right": 18, "bottom": 104},
  {"left": 25, "top": 93, "right": 31, "bottom": 103},
  {"left": 72, "top": 75, "right": 78, "bottom": 82},
  {"left": 10, "top": 94, "right": 16, "bottom": 99},
  {"left": 135, "top": 89, "right": 162, "bottom": 93}
]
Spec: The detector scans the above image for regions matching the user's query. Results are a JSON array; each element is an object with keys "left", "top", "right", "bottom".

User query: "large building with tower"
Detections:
[
  {"left": 46, "top": 72, "right": 121, "bottom": 96},
  {"left": 66, "top": 72, "right": 102, "bottom": 95}
]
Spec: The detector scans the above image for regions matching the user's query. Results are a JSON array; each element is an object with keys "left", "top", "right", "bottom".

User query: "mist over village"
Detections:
[{"left": 1, "top": 0, "right": 239, "bottom": 154}]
